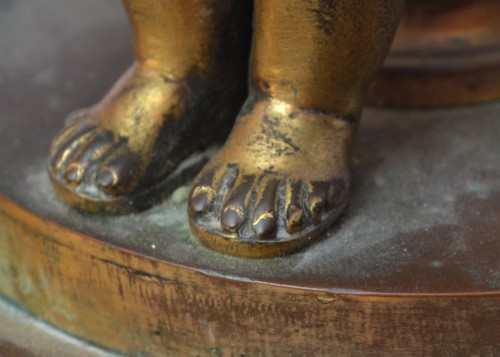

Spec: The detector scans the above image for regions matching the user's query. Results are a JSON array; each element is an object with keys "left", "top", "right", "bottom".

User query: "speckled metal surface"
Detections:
[{"left": 1, "top": 0, "right": 499, "bottom": 295}]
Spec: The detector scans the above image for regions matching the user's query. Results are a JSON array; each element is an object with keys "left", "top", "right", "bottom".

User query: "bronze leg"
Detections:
[
  {"left": 49, "top": 0, "right": 251, "bottom": 213},
  {"left": 189, "top": 0, "right": 404, "bottom": 258}
]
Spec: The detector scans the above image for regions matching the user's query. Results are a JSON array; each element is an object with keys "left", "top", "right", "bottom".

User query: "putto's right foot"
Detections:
[
  {"left": 49, "top": 62, "right": 245, "bottom": 213},
  {"left": 48, "top": 0, "right": 252, "bottom": 213}
]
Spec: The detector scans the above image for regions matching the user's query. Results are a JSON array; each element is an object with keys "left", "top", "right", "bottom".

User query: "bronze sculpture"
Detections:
[
  {"left": 2, "top": 0, "right": 500, "bottom": 353},
  {"left": 49, "top": 0, "right": 404, "bottom": 257}
]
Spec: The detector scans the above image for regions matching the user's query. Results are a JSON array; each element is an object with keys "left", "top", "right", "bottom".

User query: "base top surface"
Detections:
[{"left": 1, "top": 0, "right": 500, "bottom": 296}]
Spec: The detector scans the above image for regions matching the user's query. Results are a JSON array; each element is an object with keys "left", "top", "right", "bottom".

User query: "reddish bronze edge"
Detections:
[
  {"left": 1, "top": 194, "right": 499, "bottom": 355},
  {"left": 1, "top": 194, "right": 498, "bottom": 297}
]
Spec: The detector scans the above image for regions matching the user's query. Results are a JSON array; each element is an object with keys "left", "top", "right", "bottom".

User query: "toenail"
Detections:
[
  {"left": 190, "top": 186, "right": 215, "bottom": 213},
  {"left": 287, "top": 205, "right": 303, "bottom": 233},
  {"left": 190, "top": 193, "right": 209, "bottom": 213},
  {"left": 97, "top": 169, "right": 118, "bottom": 189},
  {"left": 253, "top": 211, "right": 276, "bottom": 239},
  {"left": 65, "top": 164, "right": 83, "bottom": 183},
  {"left": 308, "top": 196, "right": 324, "bottom": 221},
  {"left": 222, "top": 206, "right": 244, "bottom": 232},
  {"left": 54, "top": 148, "right": 73, "bottom": 172}
]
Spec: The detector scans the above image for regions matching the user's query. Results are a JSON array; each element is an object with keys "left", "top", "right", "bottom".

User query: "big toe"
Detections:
[{"left": 189, "top": 166, "right": 226, "bottom": 214}]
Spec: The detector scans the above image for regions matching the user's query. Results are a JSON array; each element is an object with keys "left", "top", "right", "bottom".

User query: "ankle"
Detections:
[{"left": 249, "top": 81, "right": 364, "bottom": 120}]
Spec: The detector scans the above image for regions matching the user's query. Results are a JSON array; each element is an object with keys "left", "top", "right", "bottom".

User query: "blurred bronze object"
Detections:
[{"left": 369, "top": 0, "right": 500, "bottom": 107}]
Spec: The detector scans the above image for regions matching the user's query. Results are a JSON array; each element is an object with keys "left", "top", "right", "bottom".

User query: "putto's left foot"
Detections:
[
  {"left": 49, "top": 64, "right": 244, "bottom": 213},
  {"left": 189, "top": 98, "right": 354, "bottom": 258},
  {"left": 187, "top": 0, "right": 403, "bottom": 257}
]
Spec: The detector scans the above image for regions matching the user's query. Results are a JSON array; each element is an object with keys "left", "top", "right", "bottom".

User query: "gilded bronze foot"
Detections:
[
  {"left": 50, "top": 65, "right": 192, "bottom": 212},
  {"left": 49, "top": 62, "right": 248, "bottom": 213},
  {"left": 188, "top": 0, "right": 404, "bottom": 257},
  {"left": 49, "top": 0, "right": 251, "bottom": 213},
  {"left": 189, "top": 97, "right": 354, "bottom": 257}
]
